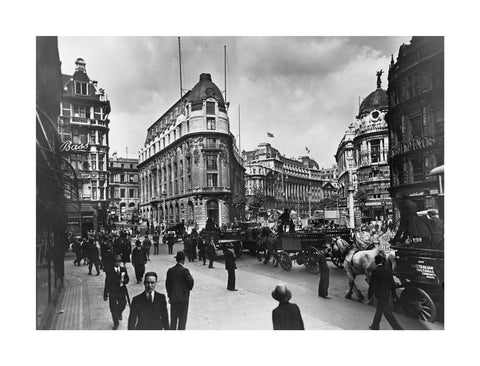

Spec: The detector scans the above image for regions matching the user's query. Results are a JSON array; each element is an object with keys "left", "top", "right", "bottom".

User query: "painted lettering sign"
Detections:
[{"left": 60, "top": 141, "right": 89, "bottom": 152}]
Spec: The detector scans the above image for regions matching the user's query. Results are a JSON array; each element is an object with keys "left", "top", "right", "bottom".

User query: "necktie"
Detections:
[{"left": 148, "top": 293, "right": 152, "bottom": 304}]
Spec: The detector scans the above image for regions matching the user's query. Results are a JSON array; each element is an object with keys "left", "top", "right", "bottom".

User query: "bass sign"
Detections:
[{"left": 60, "top": 141, "right": 89, "bottom": 152}]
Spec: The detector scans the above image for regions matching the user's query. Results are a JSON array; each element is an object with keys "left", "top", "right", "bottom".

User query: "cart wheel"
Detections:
[
  {"left": 278, "top": 251, "right": 292, "bottom": 271},
  {"left": 400, "top": 287, "right": 437, "bottom": 322},
  {"left": 331, "top": 252, "right": 345, "bottom": 268},
  {"left": 304, "top": 247, "right": 320, "bottom": 274}
]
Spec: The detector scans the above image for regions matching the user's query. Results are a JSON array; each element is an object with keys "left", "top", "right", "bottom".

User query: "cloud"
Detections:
[{"left": 57, "top": 36, "right": 411, "bottom": 167}]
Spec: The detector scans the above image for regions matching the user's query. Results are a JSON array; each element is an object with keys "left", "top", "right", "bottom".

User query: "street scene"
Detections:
[{"left": 37, "top": 36, "right": 444, "bottom": 331}]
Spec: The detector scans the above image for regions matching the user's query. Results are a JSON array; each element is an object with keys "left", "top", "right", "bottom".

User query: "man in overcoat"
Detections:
[
  {"left": 317, "top": 248, "right": 331, "bottom": 299},
  {"left": 165, "top": 251, "right": 194, "bottom": 330},
  {"left": 271, "top": 283, "right": 304, "bottom": 330},
  {"left": 132, "top": 240, "right": 148, "bottom": 283},
  {"left": 368, "top": 255, "right": 403, "bottom": 330},
  {"left": 223, "top": 245, "right": 237, "bottom": 291},
  {"left": 103, "top": 255, "right": 130, "bottom": 330},
  {"left": 128, "top": 272, "right": 169, "bottom": 330}
]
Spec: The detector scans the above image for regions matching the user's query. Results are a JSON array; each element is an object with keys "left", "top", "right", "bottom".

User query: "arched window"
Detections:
[{"left": 206, "top": 199, "right": 219, "bottom": 224}]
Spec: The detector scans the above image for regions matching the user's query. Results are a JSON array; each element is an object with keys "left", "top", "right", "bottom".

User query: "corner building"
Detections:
[
  {"left": 386, "top": 37, "right": 444, "bottom": 217},
  {"left": 138, "top": 73, "right": 244, "bottom": 229},
  {"left": 58, "top": 58, "right": 111, "bottom": 235}
]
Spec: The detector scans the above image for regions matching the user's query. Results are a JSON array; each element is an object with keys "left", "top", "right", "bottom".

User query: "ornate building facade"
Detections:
[
  {"left": 58, "top": 58, "right": 111, "bottom": 235},
  {"left": 336, "top": 72, "right": 392, "bottom": 225},
  {"left": 138, "top": 73, "right": 244, "bottom": 229},
  {"left": 108, "top": 153, "right": 140, "bottom": 221},
  {"left": 386, "top": 37, "right": 444, "bottom": 217},
  {"left": 243, "top": 143, "right": 334, "bottom": 217}
]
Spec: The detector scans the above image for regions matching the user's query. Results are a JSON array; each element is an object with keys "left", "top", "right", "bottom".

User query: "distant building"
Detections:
[
  {"left": 336, "top": 71, "right": 392, "bottom": 224},
  {"left": 138, "top": 73, "right": 244, "bottom": 229},
  {"left": 108, "top": 153, "right": 140, "bottom": 221},
  {"left": 386, "top": 37, "right": 444, "bottom": 218},
  {"left": 243, "top": 143, "right": 336, "bottom": 217},
  {"left": 58, "top": 58, "right": 111, "bottom": 235}
]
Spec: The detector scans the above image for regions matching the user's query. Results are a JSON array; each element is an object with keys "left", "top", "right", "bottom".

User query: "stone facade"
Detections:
[
  {"left": 108, "top": 154, "right": 140, "bottom": 220},
  {"left": 386, "top": 36, "right": 444, "bottom": 217},
  {"left": 138, "top": 73, "right": 244, "bottom": 229},
  {"left": 243, "top": 143, "right": 336, "bottom": 217},
  {"left": 58, "top": 58, "right": 111, "bottom": 235}
]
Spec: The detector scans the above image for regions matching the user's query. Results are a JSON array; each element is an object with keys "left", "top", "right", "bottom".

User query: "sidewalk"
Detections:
[{"left": 47, "top": 241, "right": 443, "bottom": 330}]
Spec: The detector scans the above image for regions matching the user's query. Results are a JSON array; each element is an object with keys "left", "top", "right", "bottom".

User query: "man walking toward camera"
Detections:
[
  {"left": 223, "top": 245, "right": 237, "bottom": 291},
  {"left": 128, "top": 272, "right": 169, "bottom": 330},
  {"left": 103, "top": 255, "right": 130, "bottom": 330},
  {"left": 166, "top": 251, "right": 194, "bottom": 330}
]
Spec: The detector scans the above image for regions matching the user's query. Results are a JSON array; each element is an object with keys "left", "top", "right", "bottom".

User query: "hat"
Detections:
[
  {"left": 174, "top": 251, "right": 185, "bottom": 261},
  {"left": 427, "top": 209, "right": 439, "bottom": 216},
  {"left": 374, "top": 255, "right": 385, "bottom": 265},
  {"left": 114, "top": 255, "right": 122, "bottom": 261},
  {"left": 271, "top": 283, "right": 292, "bottom": 302}
]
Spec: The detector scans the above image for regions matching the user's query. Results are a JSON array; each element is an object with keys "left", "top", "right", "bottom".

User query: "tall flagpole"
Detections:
[
  {"left": 178, "top": 37, "right": 183, "bottom": 98},
  {"left": 238, "top": 105, "right": 241, "bottom": 151},
  {"left": 224, "top": 45, "right": 227, "bottom": 103}
]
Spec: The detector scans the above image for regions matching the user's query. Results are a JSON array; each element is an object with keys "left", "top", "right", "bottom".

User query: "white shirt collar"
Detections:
[{"left": 146, "top": 291, "right": 154, "bottom": 302}]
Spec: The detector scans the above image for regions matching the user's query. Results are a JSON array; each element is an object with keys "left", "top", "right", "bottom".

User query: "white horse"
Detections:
[{"left": 333, "top": 231, "right": 396, "bottom": 303}]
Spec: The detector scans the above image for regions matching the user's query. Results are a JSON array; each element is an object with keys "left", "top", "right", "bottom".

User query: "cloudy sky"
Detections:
[{"left": 58, "top": 36, "right": 410, "bottom": 168}]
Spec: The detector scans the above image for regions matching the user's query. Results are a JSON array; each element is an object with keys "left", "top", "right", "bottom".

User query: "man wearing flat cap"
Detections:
[
  {"left": 166, "top": 251, "right": 194, "bottom": 330},
  {"left": 271, "top": 283, "right": 304, "bottom": 330},
  {"left": 103, "top": 255, "right": 130, "bottom": 330}
]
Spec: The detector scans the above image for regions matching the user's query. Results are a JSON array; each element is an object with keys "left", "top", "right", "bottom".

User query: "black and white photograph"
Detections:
[
  {"left": 36, "top": 35, "right": 445, "bottom": 332},
  {"left": 4, "top": 1, "right": 479, "bottom": 366}
]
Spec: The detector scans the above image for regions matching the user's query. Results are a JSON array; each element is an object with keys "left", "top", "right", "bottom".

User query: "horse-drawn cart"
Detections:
[
  {"left": 259, "top": 232, "right": 331, "bottom": 274},
  {"left": 391, "top": 245, "right": 444, "bottom": 322}
]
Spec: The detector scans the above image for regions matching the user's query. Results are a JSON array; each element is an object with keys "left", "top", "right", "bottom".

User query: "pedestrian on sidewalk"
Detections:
[
  {"left": 102, "top": 241, "right": 115, "bottom": 273},
  {"left": 223, "top": 245, "right": 237, "bottom": 291},
  {"left": 72, "top": 238, "right": 83, "bottom": 266},
  {"left": 152, "top": 232, "right": 160, "bottom": 255},
  {"left": 368, "top": 255, "right": 403, "bottom": 330},
  {"left": 184, "top": 234, "right": 193, "bottom": 262},
  {"left": 103, "top": 255, "right": 130, "bottom": 330},
  {"left": 128, "top": 271, "right": 169, "bottom": 330},
  {"left": 132, "top": 240, "right": 148, "bottom": 283},
  {"left": 271, "top": 284, "right": 305, "bottom": 330},
  {"left": 191, "top": 229, "right": 198, "bottom": 260},
  {"left": 197, "top": 235, "right": 206, "bottom": 265},
  {"left": 206, "top": 237, "right": 216, "bottom": 268},
  {"left": 166, "top": 251, "right": 194, "bottom": 330},
  {"left": 86, "top": 238, "right": 100, "bottom": 275},
  {"left": 81, "top": 238, "right": 88, "bottom": 265},
  {"left": 317, "top": 248, "right": 331, "bottom": 299},
  {"left": 142, "top": 235, "right": 152, "bottom": 261},
  {"left": 167, "top": 234, "right": 175, "bottom": 255}
]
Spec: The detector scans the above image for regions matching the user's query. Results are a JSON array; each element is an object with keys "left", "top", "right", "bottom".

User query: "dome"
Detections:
[
  {"left": 358, "top": 88, "right": 387, "bottom": 116},
  {"left": 187, "top": 73, "right": 225, "bottom": 104}
]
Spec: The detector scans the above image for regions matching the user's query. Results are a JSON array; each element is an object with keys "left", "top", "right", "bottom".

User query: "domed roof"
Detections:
[
  {"left": 358, "top": 88, "right": 387, "bottom": 116},
  {"left": 187, "top": 73, "right": 225, "bottom": 104}
]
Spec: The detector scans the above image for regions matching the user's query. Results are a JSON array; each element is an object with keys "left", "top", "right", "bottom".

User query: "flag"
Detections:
[
  {"left": 267, "top": 132, "right": 274, "bottom": 138},
  {"left": 305, "top": 146, "right": 310, "bottom": 154}
]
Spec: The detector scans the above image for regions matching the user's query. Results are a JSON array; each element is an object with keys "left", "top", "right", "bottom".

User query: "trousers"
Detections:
[
  {"left": 134, "top": 263, "right": 145, "bottom": 282},
  {"left": 109, "top": 296, "right": 127, "bottom": 326},
  {"left": 227, "top": 269, "right": 236, "bottom": 290},
  {"left": 170, "top": 301, "right": 189, "bottom": 330},
  {"left": 371, "top": 298, "right": 403, "bottom": 330}
]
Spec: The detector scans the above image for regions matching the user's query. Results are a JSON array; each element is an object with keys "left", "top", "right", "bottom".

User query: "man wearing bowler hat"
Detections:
[
  {"left": 103, "top": 255, "right": 130, "bottom": 330},
  {"left": 271, "top": 283, "right": 304, "bottom": 330},
  {"left": 166, "top": 251, "right": 194, "bottom": 330}
]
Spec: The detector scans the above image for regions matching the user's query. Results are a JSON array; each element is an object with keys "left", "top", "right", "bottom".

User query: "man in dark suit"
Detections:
[
  {"left": 132, "top": 240, "right": 148, "bottom": 283},
  {"left": 86, "top": 238, "right": 100, "bottom": 275},
  {"left": 368, "top": 255, "right": 403, "bottom": 330},
  {"left": 223, "top": 245, "right": 237, "bottom": 291},
  {"left": 271, "top": 283, "right": 304, "bottom": 330},
  {"left": 165, "top": 251, "right": 194, "bottom": 330},
  {"left": 128, "top": 272, "right": 169, "bottom": 330},
  {"left": 103, "top": 255, "right": 130, "bottom": 330}
]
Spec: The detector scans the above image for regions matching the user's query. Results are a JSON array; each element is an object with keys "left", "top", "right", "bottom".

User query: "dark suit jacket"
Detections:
[
  {"left": 132, "top": 247, "right": 147, "bottom": 265},
  {"left": 224, "top": 249, "right": 237, "bottom": 270},
  {"left": 104, "top": 267, "right": 129, "bottom": 298},
  {"left": 128, "top": 291, "right": 169, "bottom": 330},
  {"left": 165, "top": 263, "right": 194, "bottom": 302},
  {"left": 369, "top": 264, "right": 395, "bottom": 301},
  {"left": 272, "top": 302, "right": 305, "bottom": 330}
]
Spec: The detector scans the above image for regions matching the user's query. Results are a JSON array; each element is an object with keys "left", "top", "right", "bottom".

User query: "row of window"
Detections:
[
  {"left": 62, "top": 103, "right": 104, "bottom": 120},
  {"left": 68, "top": 153, "right": 106, "bottom": 171},
  {"left": 60, "top": 126, "right": 106, "bottom": 146},
  {"left": 111, "top": 188, "right": 137, "bottom": 199},
  {"left": 110, "top": 174, "right": 138, "bottom": 183}
]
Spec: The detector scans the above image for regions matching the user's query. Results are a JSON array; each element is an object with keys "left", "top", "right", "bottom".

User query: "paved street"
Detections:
[{"left": 47, "top": 237, "right": 443, "bottom": 330}]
